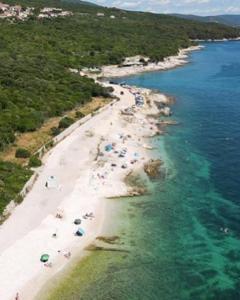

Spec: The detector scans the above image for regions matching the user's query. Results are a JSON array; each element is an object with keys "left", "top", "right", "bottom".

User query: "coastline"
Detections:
[
  {"left": 192, "top": 37, "right": 240, "bottom": 42},
  {"left": 94, "top": 45, "right": 203, "bottom": 79},
  {"left": 0, "top": 45, "right": 202, "bottom": 300},
  {"left": 37, "top": 40, "right": 240, "bottom": 300}
]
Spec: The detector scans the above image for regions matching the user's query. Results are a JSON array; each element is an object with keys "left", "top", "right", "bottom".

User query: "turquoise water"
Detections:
[
  {"left": 118, "top": 41, "right": 240, "bottom": 299},
  {"left": 46, "top": 42, "right": 240, "bottom": 300}
]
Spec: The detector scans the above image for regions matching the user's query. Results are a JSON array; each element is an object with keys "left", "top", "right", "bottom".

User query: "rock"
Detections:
[
  {"left": 159, "top": 106, "right": 171, "bottom": 116},
  {"left": 96, "top": 236, "right": 120, "bottom": 244},
  {"left": 125, "top": 172, "right": 147, "bottom": 196},
  {"left": 144, "top": 159, "right": 162, "bottom": 178},
  {"left": 129, "top": 187, "right": 146, "bottom": 196}
]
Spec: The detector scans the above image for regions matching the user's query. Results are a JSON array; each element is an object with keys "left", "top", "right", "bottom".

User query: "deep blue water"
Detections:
[{"left": 47, "top": 42, "right": 240, "bottom": 300}]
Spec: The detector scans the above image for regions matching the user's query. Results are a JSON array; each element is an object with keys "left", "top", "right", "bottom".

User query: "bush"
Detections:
[
  {"left": 75, "top": 111, "right": 85, "bottom": 119},
  {"left": 15, "top": 148, "right": 30, "bottom": 158},
  {"left": 0, "top": 161, "right": 33, "bottom": 214},
  {"left": 106, "top": 86, "right": 114, "bottom": 93},
  {"left": 58, "top": 117, "right": 75, "bottom": 129},
  {"left": 46, "top": 140, "right": 54, "bottom": 149},
  {"left": 50, "top": 127, "right": 61, "bottom": 136},
  {"left": 28, "top": 155, "right": 42, "bottom": 168}
]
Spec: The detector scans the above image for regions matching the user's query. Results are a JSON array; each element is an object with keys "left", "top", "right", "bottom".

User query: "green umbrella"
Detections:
[{"left": 40, "top": 254, "right": 49, "bottom": 263}]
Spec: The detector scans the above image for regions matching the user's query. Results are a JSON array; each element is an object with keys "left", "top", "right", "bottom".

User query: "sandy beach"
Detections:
[{"left": 0, "top": 45, "right": 201, "bottom": 300}]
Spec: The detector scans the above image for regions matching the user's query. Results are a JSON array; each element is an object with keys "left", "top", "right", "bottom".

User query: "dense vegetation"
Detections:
[
  {"left": 0, "top": 161, "right": 32, "bottom": 215},
  {"left": 0, "top": 0, "right": 239, "bottom": 150},
  {"left": 0, "top": 0, "right": 239, "bottom": 215}
]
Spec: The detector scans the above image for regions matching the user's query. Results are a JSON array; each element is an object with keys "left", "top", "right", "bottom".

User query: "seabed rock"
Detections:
[
  {"left": 85, "top": 243, "right": 129, "bottom": 253},
  {"left": 144, "top": 159, "right": 162, "bottom": 178},
  {"left": 96, "top": 236, "right": 120, "bottom": 244},
  {"left": 125, "top": 171, "right": 148, "bottom": 196}
]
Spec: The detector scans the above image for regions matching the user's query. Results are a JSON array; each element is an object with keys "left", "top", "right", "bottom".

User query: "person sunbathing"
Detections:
[
  {"left": 44, "top": 262, "right": 52, "bottom": 268},
  {"left": 64, "top": 252, "right": 71, "bottom": 259},
  {"left": 15, "top": 292, "right": 20, "bottom": 300}
]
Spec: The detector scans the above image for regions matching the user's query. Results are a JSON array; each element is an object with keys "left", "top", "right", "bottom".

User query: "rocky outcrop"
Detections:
[
  {"left": 125, "top": 171, "right": 147, "bottom": 196},
  {"left": 159, "top": 106, "right": 172, "bottom": 116},
  {"left": 144, "top": 159, "right": 162, "bottom": 178},
  {"left": 96, "top": 236, "right": 120, "bottom": 244}
]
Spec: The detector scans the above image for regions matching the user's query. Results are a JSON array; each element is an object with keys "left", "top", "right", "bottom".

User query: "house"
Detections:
[
  {"left": 122, "top": 55, "right": 149, "bottom": 67},
  {"left": 110, "top": 15, "right": 115, "bottom": 19},
  {"left": 0, "top": 2, "right": 9, "bottom": 13},
  {"left": 97, "top": 12, "right": 105, "bottom": 17},
  {"left": 59, "top": 11, "right": 73, "bottom": 17},
  {"left": 0, "top": 2, "right": 34, "bottom": 20},
  {"left": 39, "top": 7, "right": 72, "bottom": 18},
  {"left": 10, "top": 5, "right": 21, "bottom": 16},
  {"left": 11, "top": 5, "right": 21, "bottom": 12}
]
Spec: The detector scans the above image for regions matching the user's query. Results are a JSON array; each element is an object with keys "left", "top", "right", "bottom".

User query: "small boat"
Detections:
[{"left": 143, "top": 144, "right": 153, "bottom": 150}]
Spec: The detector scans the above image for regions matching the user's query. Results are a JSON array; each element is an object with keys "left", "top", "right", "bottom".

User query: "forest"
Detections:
[{"left": 0, "top": 0, "right": 239, "bottom": 215}]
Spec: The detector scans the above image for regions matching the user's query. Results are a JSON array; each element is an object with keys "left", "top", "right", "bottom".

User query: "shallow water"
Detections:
[{"left": 46, "top": 42, "right": 240, "bottom": 300}]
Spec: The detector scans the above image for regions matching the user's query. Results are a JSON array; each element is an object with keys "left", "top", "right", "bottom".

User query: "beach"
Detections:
[
  {"left": 0, "top": 81, "right": 171, "bottom": 299},
  {"left": 0, "top": 45, "right": 200, "bottom": 300}
]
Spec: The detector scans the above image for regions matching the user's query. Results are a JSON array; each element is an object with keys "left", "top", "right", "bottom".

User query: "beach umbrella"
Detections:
[
  {"left": 105, "top": 144, "right": 113, "bottom": 152},
  {"left": 74, "top": 218, "right": 81, "bottom": 225},
  {"left": 75, "top": 228, "right": 85, "bottom": 236},
  {"left": 40, "top": 254, "right": 49, "bottom": 262}
]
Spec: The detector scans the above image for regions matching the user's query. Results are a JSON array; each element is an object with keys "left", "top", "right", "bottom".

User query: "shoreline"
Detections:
[
  {"left": 192, "top": 37, "right": 240, "bottom": 42},
  {"left": 80, "top": 45, "right": 203, "bottom": 79},
  {"left": 0, "top": 44, "right": 201, "bottom": 300}
]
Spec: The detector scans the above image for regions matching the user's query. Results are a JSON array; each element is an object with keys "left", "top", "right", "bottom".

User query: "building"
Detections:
[
  {"left": 122, "top": 55, "right": 149, "bottom": 67},
  {"left": 0, "top": 2, "right": 9, "bottom": 13}
]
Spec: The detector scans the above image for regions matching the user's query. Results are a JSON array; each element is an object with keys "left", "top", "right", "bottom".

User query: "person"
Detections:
[
  {"left": 64, "top": 251, "right": 71, "bottom": 259},
  {"left": 15, "top": 293, "right": 19, "bottom": 300},
  {"left": 224, "top": 228, "right": 229, "bottom": 234},
  {"left": 44, "top": 262, "right": 52, "bottom": 268}
]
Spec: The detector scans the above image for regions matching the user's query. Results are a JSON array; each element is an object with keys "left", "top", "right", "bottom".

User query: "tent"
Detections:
[
  {"left": 46, "top": 175, "right": 58, "bottom": 189},
  {"left": 40, "top": 254, "right": 49, "bottom": 262},
  {"left": 75, "top": 228, "right": 85, "bottom": 236}
]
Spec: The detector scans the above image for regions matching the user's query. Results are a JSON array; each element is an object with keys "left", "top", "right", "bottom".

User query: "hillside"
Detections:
[
  {"left": 62, "top": 0, "right": 98, "bottom": 5},
  {"left": 172, "top": 14, "right": 240, "bottom": 27},
  {"left": 0, "top": 0, "right": 239, "bottom": 215}
]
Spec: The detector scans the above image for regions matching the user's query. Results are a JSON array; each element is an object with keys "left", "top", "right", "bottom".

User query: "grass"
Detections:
[{"left": 0, "top": 97, "right": 111, "bottom": 165}]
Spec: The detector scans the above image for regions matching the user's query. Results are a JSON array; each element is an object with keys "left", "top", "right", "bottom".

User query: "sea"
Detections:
[{"left": 46, "top": 41, "right": 240, "bottom": 300}]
